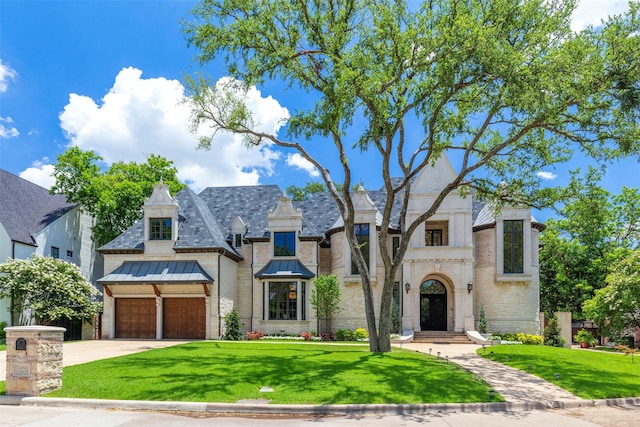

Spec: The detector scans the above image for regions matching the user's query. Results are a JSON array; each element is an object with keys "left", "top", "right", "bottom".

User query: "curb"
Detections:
[{"left": 1, "top": 396, "right": 639, "bottom": 416}]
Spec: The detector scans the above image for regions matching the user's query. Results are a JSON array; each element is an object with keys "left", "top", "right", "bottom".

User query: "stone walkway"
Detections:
[{"left": 399, "top": 342, "right": 580, "bottom": 404}]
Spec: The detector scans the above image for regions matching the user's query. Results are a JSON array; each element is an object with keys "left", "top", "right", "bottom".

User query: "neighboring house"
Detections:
[
  {"left": 0, "top": 169, "right": 102, "bottom": 336},
  {"left": 98, "top": 156, "right": 544, "bottom": 340}
]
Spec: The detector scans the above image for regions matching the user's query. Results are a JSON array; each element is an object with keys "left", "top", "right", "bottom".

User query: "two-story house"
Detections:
[
  {"left": 0, "top": 169, "right": 102, "bottom": 337},
  {"left": 97, "top": 155, "right": 543, "bottom": 339}
]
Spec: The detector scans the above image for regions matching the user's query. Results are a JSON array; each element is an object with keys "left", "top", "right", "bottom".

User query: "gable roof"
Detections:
[{"left": 0, "top": 169, "right": 77, "bottom": 246}]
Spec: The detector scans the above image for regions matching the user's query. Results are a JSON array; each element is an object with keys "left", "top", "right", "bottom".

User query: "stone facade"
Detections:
[{"left": 98, "top": 156, "right": 543, "bottom": 339}]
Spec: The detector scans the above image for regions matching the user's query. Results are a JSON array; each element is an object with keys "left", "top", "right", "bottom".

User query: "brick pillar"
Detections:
[{"left": 5, "top": 326, "right": 66, "bottom": 396}]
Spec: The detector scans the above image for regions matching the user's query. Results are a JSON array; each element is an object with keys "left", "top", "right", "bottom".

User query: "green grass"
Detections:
[
  {"left": 0, "top": 344, "right": 5, "bottom": 351},
  {"left": 478, "top": 345, "right": 640, "bottom": 399},
  {"left": 40, "top": 342, "right": 497, "bottom": 404}
]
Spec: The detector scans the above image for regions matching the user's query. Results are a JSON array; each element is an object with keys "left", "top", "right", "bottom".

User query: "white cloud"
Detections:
[
  {"left": 286, "top": 153, "right": 320, "bottom": 177},
  {"left": 0, "top": 116, "right": 19, "bottom": 138},
  {"left": 0, "top": 59, "right": 17, "bottom": 93},
  {"left": 19, "top": 160, "right": 55, "bottom": 189},
  {"left": 58, "top": 67, "right": 289, "bottom": 192},
  {"left": 571, "top": 0, "right": 629, "bottom": 32},
  {"left": 537, "top": 171, "right": 557, "bottom": 180}
]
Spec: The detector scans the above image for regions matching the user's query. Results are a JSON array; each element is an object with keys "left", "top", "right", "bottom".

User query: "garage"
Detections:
[
  {"left": 116, "top": 298, "right": 156, "bottom": 339},
  {"left": 99, "top": 260, "right": 214, "bottom": 340},
  {"left": 163, "top": 298, "right": 206, "bottom": 339}
]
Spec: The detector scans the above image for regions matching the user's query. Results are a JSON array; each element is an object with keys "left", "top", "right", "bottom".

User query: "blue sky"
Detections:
[{"left": 0, "top": 0, "right": 636, "bottom": 222}]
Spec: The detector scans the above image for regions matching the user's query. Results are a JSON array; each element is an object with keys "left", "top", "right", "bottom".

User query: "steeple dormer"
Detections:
[{"left": 143, "top": 182, "right": 179, "bottom": 254}]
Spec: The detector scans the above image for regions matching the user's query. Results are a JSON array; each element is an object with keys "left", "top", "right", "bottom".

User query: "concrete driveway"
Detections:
[{"left": 0, "top": 340, "right": 191, "bottom": 381}]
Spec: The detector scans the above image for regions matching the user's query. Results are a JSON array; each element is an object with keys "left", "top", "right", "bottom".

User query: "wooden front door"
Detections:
[
  {"left": 163, "top": 298, "right": 206, "bottom": 339},
  {"left": 115, "top": 298, "right": 156, "bottom": 339}
]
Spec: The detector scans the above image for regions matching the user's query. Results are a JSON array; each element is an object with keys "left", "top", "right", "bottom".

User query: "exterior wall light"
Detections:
[
  {"left": 467, "top": 282, "right": 473, "bottom": 293},
  {"left": 405, "top": 282, "right": 411, "bottom": 294}
]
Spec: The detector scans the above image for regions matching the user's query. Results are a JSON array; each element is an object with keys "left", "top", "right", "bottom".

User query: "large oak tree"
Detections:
[{"left": 183, "top": 0, "right": 640, "bottom": 352}]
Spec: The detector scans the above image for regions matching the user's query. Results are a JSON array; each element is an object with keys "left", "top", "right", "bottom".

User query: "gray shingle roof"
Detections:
[
  {"left": 0, "top": 169, "right": 77, "bottom": 246},
  {"left": 198, "top": 185, "right": 283, "bottom": 239},
  {"left": 100, "top": 180, "right": 525, "bottom": 255},
  {"left": 174, "top": 188, "right": 234, "bottom": 251},
  {"left": 99, "top": 187, "right": 237, "bottom": 255}
]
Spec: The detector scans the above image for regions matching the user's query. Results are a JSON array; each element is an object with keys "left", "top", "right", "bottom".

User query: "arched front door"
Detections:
[{"left": 420, "top": 279, "right": 447, "bottom": 331}]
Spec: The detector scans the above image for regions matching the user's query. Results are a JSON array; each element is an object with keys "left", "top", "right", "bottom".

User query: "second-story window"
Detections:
[
  {"left": 234, "top": 233, "right": 243, "bottom": 248},
  {"left": 150, "top": 218, "right": 172, "bottom": 240},
  {"left": 425, "top": 229, "right": 443, "bottom": 246},
  {"left": 51, "top": 246, "right": 59, "bottom": 258},
  {"left": 274, "top": 231, "right": 296, "bottom": 256},
  {"left": 392, "top": 236, "right": 400, "bottom": 259},
  {"left": 425, "top": 220, "right": 448, "bottom": 246},
  {"left": 351, "top": 223, "right": 370, "bottom": 274},
  {"left": 503, "top": 220, "right": 524, "bottom": 273}
]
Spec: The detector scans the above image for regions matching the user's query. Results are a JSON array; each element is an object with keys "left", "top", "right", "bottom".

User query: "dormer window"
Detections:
[
  {"left": 274, "top": 231, "right": 296, "bottom": 256},
  {"left": 234, "top": 233, "right": 243, "bottom": 248},
  {"left": 150, "top": 218, "right": 172, "bottom": 240}
]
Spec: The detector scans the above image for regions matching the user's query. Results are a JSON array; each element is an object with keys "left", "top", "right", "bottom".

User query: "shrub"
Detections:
[
  {"left": 335, "top": 328, "right": 355, "bottom": 341},
  {"left": 300, "top": 331, "right": 313, "bottom": 341},
  {"left": 0, "top": 321, "right": 7, "bottom": 340},
  {"left": 354, "top": 328, "right": 368, "bottom": 340},
  {"left": 224, "top": 307, "right": 243, "bottom": 340},
  {"left": 477, "top": 304, "right": 488, "bottom": 334},
  {"left": 245, "top": 331, "right": 264, "bottom": 340},
  {"left": 321, "top": 331, "right": 334, "bottom": 341},
  {"left": 544, "top": 314, "right": 565, "bottom": 347},
  {"left": 573, "top": 329, "right": 597, "bottom": 346},
  {"left": 516, "top": 332, "right": 543, "bottom": 345}
]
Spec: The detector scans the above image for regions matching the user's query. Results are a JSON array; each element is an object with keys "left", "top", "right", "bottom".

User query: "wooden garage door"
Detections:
[
  {"left": 163, "top": 298, "right": 206, "bottom": 339},
  {"left": 116, "top": 298, "right": 156, "bottom": 339}
]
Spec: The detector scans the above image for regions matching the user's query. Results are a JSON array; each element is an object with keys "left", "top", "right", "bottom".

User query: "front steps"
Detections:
[{"left": 412, "top": 331, "right": 473, "bottom": 344}]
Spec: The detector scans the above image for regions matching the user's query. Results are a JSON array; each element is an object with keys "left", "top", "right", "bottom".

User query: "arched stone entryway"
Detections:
[{"left": 420, "top": 279, "right": 448, "bottom": 331}]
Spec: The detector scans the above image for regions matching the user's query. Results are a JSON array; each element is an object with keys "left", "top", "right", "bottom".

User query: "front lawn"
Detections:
[
  {"left": 479, "top": 345, "right": 640, "bottom": 399},
  {"left": 41, "top": 342, "right": 497, "bottom": 404}
]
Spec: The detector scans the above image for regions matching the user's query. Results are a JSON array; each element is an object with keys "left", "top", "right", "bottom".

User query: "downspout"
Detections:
[
  {"left": 250, "top": 239, "right": 254, "bottom": 329},
  {"left": 316, "top": 238, "right": 320, "bottom": 334},
  {"left": 217, "top": 252, "right": 221, "bottom": 338}
]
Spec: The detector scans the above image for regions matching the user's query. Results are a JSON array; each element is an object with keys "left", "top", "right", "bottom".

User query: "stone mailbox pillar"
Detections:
[{"left": 5, "top": 326, "right": 66, "bottom": 396}]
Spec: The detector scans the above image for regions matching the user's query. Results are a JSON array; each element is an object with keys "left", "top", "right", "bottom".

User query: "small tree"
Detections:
[
  {"left": 543, "top": 314, "right": 566, "bottom": 348},
  {"left": 311, "top": 274, "right": 342, "bottom": 334},
  {"left": 0, "top": 255, "right": 101, "bottom": 326},
  {"left": 477, "top": 304, "right": 489, "bottom": 334},
  {"left": 224, "top": 306, "right": 242, "bottom": 340}
]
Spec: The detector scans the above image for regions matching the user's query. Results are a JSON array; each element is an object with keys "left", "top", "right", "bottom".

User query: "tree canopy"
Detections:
[
  {"left": 0, "top": 256, "right": 102, "bottom": 326},
  {"left": 540, "top": 171, "right": 640, "bottom": 318},
  {"left": 583, "top": 249, "right": 640, "bottom": 343},
  {"left": 51, "top": 147, "right": 185, "bottom": 246},
  {"left": 183, "top": 0, "right": 640, "bottom": 351}
]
